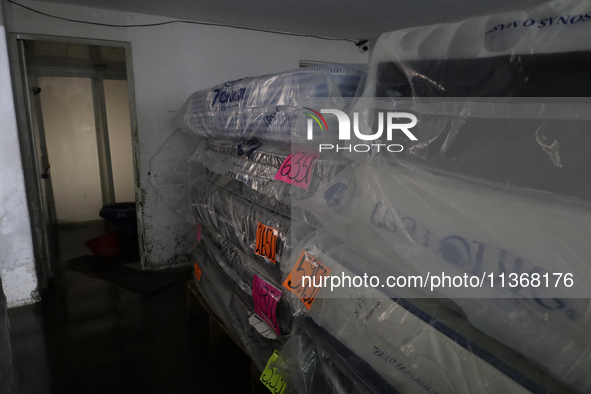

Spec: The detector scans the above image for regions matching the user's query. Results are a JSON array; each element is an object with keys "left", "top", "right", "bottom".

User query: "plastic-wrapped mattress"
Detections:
[
  {"left": 177, "top": 64, "right": 364, "bottom": 144},
  {"left": 351, "top": 0, "right": 591, "bottom": 206},
  {"left": 201, "top": 226, "right": 293, "bottom": 337},
  {"left": 199, "top": 227, "right": 437, "bottom": 393},
  {"left": 287, "top": 229, "right": 574, "bottom": 394},
  {"left": 192, "top": 248, "right": 279, "bottom": 370},
  {"left": 297, "top": 163, "right": 591, "bottom": 392},
  {"left": 277, "top": 320, "right": 393, "bottom": 394},
  {"left": 198, "top": 228, "right": 378, "bottom": 394},
  {"left": 191, "top": 138, "right": 349, "bottom": 222},
  {"left": 209, "top": 174, "right": 320, "bottom": 226},
  {"left": 369, "top": 0, "right": 591, "bottom": 98},
  {"left": 190, "top": 176, "right": 315, "bottom": 282}
]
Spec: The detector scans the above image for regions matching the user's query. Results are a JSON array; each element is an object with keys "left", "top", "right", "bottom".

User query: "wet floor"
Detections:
[{"left": 8, "top": 222, "right": 253, "bottom": 393}]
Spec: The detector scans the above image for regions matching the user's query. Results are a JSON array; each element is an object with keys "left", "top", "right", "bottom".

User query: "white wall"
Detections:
[
  {"left": 38, "top": 76, "right": 104, "bottom": 222},
  {"left": 0, "top": 2, "right": 38, "bottom": 307},
  {"left": 104, "top": 79, "right": 135, "bottom": 203},
  {"left": 4, "top": 0, "right": 368, "bottom": 271}
]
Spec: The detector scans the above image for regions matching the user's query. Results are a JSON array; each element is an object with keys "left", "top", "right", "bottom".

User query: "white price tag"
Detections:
[{"left": 249, "top": 313, "right": 278, "bottom": 340}]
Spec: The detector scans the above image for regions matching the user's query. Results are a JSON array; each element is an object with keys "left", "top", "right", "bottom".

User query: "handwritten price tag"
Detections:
[
  {"left": 255, "top": 223, "right": 278, "bottom": 264},
  {"left": 274, "top": 152, "right": 319, "bottom": 190},
  {"left": 253, "top": 274, "right": 281, "bottom": 335},
  {"left": 282, "top": 250, "right": 331, "bottom": 310},
  {"left": 194, "top": 263, "right": 202, "bottom": 282},
  {"left": 260, "top": 350, "right": 287, "bottom": 394}
]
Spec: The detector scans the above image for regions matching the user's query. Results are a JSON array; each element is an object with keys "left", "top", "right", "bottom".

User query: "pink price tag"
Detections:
[
  {"left": 274, "top": 152, "right": 319, "bottom": 190},
  {"left": 252, "top": 274, "right": 282, "bottom": 335},
  {"left": 197, "top": 225, "right": 202, "bottom": 242}
]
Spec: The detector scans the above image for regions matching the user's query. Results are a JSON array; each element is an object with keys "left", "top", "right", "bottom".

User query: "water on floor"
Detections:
[
  {"left": 57, "top": 220, "right": 111, "bottom": 263},
  {"left": 8, "top": 221, "right": 253, "bottom": 393}
]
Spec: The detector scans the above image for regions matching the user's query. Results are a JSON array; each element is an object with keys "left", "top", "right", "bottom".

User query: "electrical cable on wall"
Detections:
[{"left": 7, "top": 0, "right": 364, "bottom": 46}]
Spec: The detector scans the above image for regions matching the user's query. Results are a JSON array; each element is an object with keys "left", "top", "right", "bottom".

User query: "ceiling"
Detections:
[{"left": 35, "top": 0, "right": 550, "bottom": 40}]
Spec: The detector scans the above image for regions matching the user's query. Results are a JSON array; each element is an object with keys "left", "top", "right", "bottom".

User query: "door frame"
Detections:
[{"left": 8, "top": 33, "right": 141, "bottom": 286}]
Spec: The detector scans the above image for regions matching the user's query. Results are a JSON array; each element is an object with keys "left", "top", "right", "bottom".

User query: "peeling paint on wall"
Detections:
[
  {"left": 0, "top": 2, "right": 39, "bottom": 308},
  {"left": 143, "top": 127, "right": 201, "bottom": 270},
  {"left": 1, "top": 266, "right": 39, "bottom": 308}
]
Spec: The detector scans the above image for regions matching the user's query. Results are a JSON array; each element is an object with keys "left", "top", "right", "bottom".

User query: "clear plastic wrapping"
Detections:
[
  {"left": 210, "top": 174, "right": 321, "bottom": 227},
  {"left": 177, "top": 64, "right": 364, "bottom": 144},
  {"left": 349, "top": 0, "right": 591, "bottom": 207},
  {"left": 348, "top": 100, "right": 591, "bottom": 208},
  {"left": 366, "top": 0, "right": 591, "bottom": 98},
  {"left": 296, "top": 162, "right": 591, "bottom": 392},
  {"left": 198, "top": 225, "right": 388, "bottom": 394},
  {"left": 193, "top": 247, "right": 280, "bottom": 370},
  {"left": 190, "top": 138, "right": 349, "bottom": 223},
  {"left": 190, "top": 176, "right": 315, "bottom": 280},
  {"left": 275, "top": 321, "right": 379, "bottom": 394},
  {"left": 285, "top": 229, "right": 574, "bottom": 394},
  {"left": 201, "top": 226, "right": 294, "bottom": 337},
  {"left": 182, "top": 2, "right": 591, "bottom": 390}
]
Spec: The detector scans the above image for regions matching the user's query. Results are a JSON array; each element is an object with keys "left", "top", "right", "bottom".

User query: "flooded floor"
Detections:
[{"left": 9, "top": 255, "right": 252, "bottom": 393}]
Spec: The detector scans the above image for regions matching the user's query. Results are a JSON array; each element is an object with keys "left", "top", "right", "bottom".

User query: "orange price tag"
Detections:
[
  {"left": 282, "top": 250, "right": 331, "bottom": 310},
  {"left": 255, "top": 222, "right": 278, "bottom": 264},
  {"left": 194, "top": 262, "right": 202, "bottom": 282}
]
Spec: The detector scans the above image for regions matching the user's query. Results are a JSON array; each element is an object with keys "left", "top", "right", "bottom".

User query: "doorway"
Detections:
[{"left": 11, "top": 36, "right": 139, "bottom": 287}]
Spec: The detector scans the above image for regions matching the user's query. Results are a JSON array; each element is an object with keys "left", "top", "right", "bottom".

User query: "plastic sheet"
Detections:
[
  {"left": 190, "top": 176, "right": 315, "bottom": 281},
  {"left": 198, "top": 226, "right": 389, "bottom": 393},
  {"left": 177, "top": 64, "right": 364, "bottom": 144},
  {"left": 193, "top": 247, "right": 280, "bottom": 370},
  {"left": 182, "top": 3, "right": 591, "bottom": 389},
  {"left": 201, "top": 226, "right": 294, "bottom": 336},
  {"left": 190, "top": 138, "right": 349, "bottom": 222},
  {"left": 299, "top": 2, "right": 591, "bottom": 390},
  {"left": 209, "top": 174, "right": 321, "bottom": 227},
  {"left": 366, "top": 0, "right": 591, "bottom": 98},
  {"left": 349, "top": 0, "right": 591, "bottom": 206},
  {"left": 296, "top": 162, "right": 591, "bottom": 392},
  {"left": 348, "top": 101, "right": 591, "bottom": 208},
  {"left": 285, "top": 229, "right": 574, "bottom": 394},
  {"left": 275, "top": 322, "right": 378, "bottom": 394}
]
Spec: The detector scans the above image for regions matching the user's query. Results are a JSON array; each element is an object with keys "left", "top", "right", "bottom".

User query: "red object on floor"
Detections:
[{"left": 85, "top": 231, "right": 122, "bottom": 258}]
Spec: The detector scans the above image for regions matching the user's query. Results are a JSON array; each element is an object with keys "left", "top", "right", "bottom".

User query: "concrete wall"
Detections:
[
  {"left": 0, "top": 1, "right": 38, "bottom": 307},
  {"left": 3, "top": 0, "right": 367, "bottom": 274}
]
